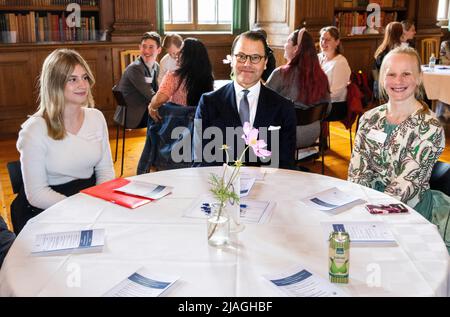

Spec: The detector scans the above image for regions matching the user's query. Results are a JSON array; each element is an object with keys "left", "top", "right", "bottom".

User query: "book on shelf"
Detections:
[
  {"left": 0, "top": 10, "right": 98, "bottom": 43},
  {"left": 0, "top": 1, "right": 99, "bottom": 6}
]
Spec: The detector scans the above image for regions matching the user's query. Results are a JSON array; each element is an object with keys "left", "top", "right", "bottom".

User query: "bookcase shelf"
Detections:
[
  {"left": 0, "top": 0, "right": 102, "bottom": 44},
  {"left": 334, "top": 1, "right": 410, "bottom": 37},
  {"left": 0, "top": 6, "right": 99, "bottom": 11}
]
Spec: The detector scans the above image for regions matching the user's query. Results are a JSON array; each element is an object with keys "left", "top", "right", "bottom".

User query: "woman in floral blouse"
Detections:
[{"left": 348, "top": 46, "right": 445, "bottom": 221}]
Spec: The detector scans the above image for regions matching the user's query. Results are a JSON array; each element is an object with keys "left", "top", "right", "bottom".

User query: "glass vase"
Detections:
[
  {"left": 207, "top": 202, "right": 230, "bottom": 247},
  {"left": 223, "top": 165, "right": 245, "bottom": 233}
]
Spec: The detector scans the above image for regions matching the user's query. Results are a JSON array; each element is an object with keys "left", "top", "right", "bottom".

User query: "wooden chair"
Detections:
[
  {"left": 421, "top": 38, "right": 439, "bottom": 65},
  {"left": 295, "top": 103, "right": 329, "bottom": 175},
  {"left": 119, "top": 50, "right": 141, "bottom": 74},
  {"left": 112, "top": 86, "right": 130, "bottom": 176},
  {"left": 6, "top": 161, "right": 22, "bottom": 195}
]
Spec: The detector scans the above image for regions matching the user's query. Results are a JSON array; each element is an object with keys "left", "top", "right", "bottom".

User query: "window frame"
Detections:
[
  {"left": 164, "top": 0, "right": 232, "bottom": 32},
  {"left": 437, "top": 0, "right": 449, "bottom": 23}
]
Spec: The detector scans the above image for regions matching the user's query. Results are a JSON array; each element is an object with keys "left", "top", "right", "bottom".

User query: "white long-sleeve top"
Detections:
[
  {"left": 17, "top": 107, "right": 115, "bottom": 209},
  {"left": 157, "top": 53, "right": 178, "bottom": 85},
  {"left": 318, "top": 53, "right": 351, "bottom": 103}
]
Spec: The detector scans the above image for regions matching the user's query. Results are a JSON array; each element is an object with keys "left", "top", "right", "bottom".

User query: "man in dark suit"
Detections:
[
  {"left": 0, "top": 216, "right": 15, "bottom": 269},
  {"left": 194, "top": 31, "right": 296, "bottom": 169},
  {"left": 114, "top": 32, "right": 162, "bottom": 174}
]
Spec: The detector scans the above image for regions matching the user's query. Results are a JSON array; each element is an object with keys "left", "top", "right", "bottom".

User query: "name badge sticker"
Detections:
[
  {"left": 145, "top": 77, "right": 153, "bottom": 84},
  {"left": 367, "top": 129, "right": 387, "bottom": 144}
]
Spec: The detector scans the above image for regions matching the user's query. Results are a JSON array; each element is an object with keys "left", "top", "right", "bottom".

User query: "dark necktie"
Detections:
[{"left": 239, "top": 89, "right": 250, "bottom": 125}]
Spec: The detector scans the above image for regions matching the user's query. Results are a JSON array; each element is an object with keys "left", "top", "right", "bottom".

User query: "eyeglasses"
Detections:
[{"left": 234, "top": 53, "right": 265, "bottom": 64}]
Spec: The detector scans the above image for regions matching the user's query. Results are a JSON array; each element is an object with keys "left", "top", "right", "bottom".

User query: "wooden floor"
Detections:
[{"left": 1, "top": 121, "right": 449, "bottom": 231}]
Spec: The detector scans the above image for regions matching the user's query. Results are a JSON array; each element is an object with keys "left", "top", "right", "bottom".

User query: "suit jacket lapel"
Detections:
[
  {"left": 253, "top": 85, "right": 272, "bottom": 128},
  {"left": 223, "top": 83, "right": 241, "bottom": 125}
]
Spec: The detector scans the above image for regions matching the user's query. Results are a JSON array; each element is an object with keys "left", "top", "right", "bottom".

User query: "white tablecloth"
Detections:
[
  {"left": 422, "top": 66, "right": 450, "bottom": 104},
  {"left": 0, "top": 167, "right": 448, "bottom": 297}
]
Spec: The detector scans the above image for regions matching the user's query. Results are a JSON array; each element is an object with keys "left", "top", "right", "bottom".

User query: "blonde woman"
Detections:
[
  {"left": 348, "top": 46, "right": 445, "bottom": 221},
  {"left": 12, "top": 49, "right": 115, "bottom": 233}
]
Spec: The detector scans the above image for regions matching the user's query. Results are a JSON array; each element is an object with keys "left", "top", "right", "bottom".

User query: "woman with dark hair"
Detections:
[
  {"left": 318, "top": 26, "right": 351, "bottom": 121},
  {"left": 401, "top": 20, "right": 416, "bottom": 48},
  {"left": 266, "top": 28, "right": 330, "bottom": 148},
  {"left": 148, "top": 37, "right": 214, "bottom": 121}
]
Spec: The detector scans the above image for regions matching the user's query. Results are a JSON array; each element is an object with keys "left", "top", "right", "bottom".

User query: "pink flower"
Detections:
[{"left": 242, "top": 122, "right": 272, "bottom": 159}]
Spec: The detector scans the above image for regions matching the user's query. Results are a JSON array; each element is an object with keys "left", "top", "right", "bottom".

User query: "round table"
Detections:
[
  {"left": 0, "top": 167, "right": 448, "bottom": 297},
  {"left": 422, "top": 66, "right": 450, "bottom": 104}
]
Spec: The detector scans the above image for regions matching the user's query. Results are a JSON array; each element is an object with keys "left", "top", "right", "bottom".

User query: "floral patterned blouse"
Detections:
[
  {"left": 348, "top": 103, "right": 445, "bottom": 209},
  {"left": 158, "top": 71, "right": 187, "bottom": 107}
]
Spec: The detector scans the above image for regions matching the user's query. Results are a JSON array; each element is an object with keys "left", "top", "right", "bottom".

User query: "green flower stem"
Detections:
[{"left": 208, "top": 145, "right": 249, "bottom": 242}]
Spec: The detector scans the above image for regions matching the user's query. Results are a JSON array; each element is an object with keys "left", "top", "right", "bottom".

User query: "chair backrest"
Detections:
[
  {"left": 295, "top": 102, "right": 329, "bottom": 126},
  {"left": 6, "top": 161, "right": 22, "bottom": 194},
  {"left": 112, "top": 85, "right": 127, "bottom": 108},
  {"left": 421, "top": 38, "right": 439, "bottom": 65},
  {"left": 430, "top": 161, "right": 450, "bottom": 196},
  {"left": 119, "top": 50, "right": 141, "bottom": 74}
]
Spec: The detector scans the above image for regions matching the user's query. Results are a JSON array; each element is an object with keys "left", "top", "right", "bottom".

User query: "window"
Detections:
[
  {"left": 163, "top": 0, "right": 233, "bottom": 32},
  {"left": 437, "top": 0, "right": 449, "bottom": 26}
]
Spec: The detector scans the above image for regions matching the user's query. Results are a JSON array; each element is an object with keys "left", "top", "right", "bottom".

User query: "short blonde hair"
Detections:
[
  {"left": 378, "top": 46, "right": 423, "bottom": 101},
  {"left": 37, "top": 49, "right": 95, "bottom": 140}
]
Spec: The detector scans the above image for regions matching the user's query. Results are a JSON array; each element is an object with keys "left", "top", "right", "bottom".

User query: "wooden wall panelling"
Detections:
[
  {"left": 112, "top": 0, "right": 158, "bottom": 42},
  {"left": 296, "top": 0, "right": 334, "bottom": 34},
  {"left": 341, "top": 37, "right": 379, "bottom": 76},
  {"left": 415, "top": 0, "right": 441, "bottom": 34},
  {"left": 0, "top": 50, "right": 37, "bottom": 137},
  {"left": 251, "top": 0, "right": 295, "bottom": 47}
]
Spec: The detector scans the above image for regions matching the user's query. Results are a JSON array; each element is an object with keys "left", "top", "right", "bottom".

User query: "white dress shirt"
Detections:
[{"left": 233, "top": 81, "right": 261, "bottom": 127}]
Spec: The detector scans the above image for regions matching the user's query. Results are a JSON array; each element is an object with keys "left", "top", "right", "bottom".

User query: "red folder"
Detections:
[{"left": 81, "top": 178, "right": 153, "bottom": 209}]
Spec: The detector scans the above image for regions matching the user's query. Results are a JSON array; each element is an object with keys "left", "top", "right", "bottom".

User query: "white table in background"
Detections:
[
  {"left": 0, "top": 167, "right": 448, "bottom": 297},
  {"left": 422, "top": 66, "right": 450, "bottom": 105}
]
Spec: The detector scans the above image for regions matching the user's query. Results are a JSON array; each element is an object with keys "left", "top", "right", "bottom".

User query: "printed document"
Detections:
[
  {"left": 321, "top": 221, "right": 397, "bottom": 246},
  {"left": 240, "top": 177, "right": 256, "bottom": 197},
  {"left": 32, "top": 229, "right": 105, "bottom": 255},
  {"left": 301, "top": 187, "right": 363, "bottom": 212},
  {"left": 114, "top": 180, "right": 173, "bottom": 200},
  {"left": 184, "top": 196, "right": 274, "bottom": 224},
  {"left": 263, "top": 265, "right": 347, "bottom": 297},
  {"left": 104, "top": 268, "right": 179, "bottom": 297}
]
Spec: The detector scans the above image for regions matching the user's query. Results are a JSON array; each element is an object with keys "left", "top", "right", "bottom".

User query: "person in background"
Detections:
[
  {"left": 439, "top": 40, "right": 450, "bottom": 65},
  {"left": 115, "top": 32, "right": 161, "bottom": 130},
  {"left": 116, "top": 32, "right": 162, "bottom": 175},
  {"left": 374, "top": 22, "right": 404, "bottom": 72},
  {"left": 266, "top": 28, "right": 330, "bottom": 149},
  {"left": 401, "top": 20, "right": 416, "bottom": 48},
  {"left": 436, "top": 40, "right": 450, "bottom": 120},
  {"left": 348, "top": 46, "right": 445, "bottom": 221},
  {"left": 0, "top": 216, "right": 15, "bottom": 268},
  {"left": 13, "top": 49, "right": 115, "bottom": 234},
  {"left": 373, "top": 22, "right": 404, "bottom": 100},
  {"left": 194, "top": 31, "right": 296, "bottom": 169},
  {"left": 148, "top": 38, "right": 214, "bottom": 121},
  {"left": 318, "top": 26, "right": 351, "bottom": 121},
  {"left": 157, "top": 33, "right": 183, "bottom": 85},
  {"left": 252, "top": 27, "right": 276, "bottom": 82}
]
